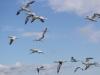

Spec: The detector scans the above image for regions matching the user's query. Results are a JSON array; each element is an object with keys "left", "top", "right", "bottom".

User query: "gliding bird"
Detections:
[
  {"left": 16, "top": 1, "right": 35, "bottom": 15},
  {"left": 86, "top": 13, "right": 100, "bottom": 22},
  {"left": 53, "top": 60, "right": 67, "bottom": 73},
  {"left": 71, "top": 57, "right": 80, "bottom": 62},
  {"left": 8, "top": 36, "right": 18, "bottom": 45},
  {"left": 30, "top": 48, "right": 44, "bottom": 54}
]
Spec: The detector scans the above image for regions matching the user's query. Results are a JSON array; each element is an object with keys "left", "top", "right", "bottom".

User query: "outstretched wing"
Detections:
[
  {"left": 37, "top": 68, "right": 39, "bottom": 73},
  {"left": 57, "top": 64, "right": 62, "bottom": 73},
  {"left": 16, "top": 9, "right": 23, "bottom": 15},
  {"left": 25, "top": 15, "right": 31, "bottom": 24},
  {"left": 92, "top": 13, "right": 98, "bottom": 19},
  {"left": 40, "top": 19, "right": 44, "bottom": 22},
  {"left": 9, "top": 39, "right": 14, "bottom": 45},
  {"left": 31, "top": 18, "right": 35, "bottom": 23},
  {"left": 85, "top": 65, "right": 90, "bottom": 70},
  {"left": 25, "top": 1, "right": 35, "bottom": 8},
  {"left": 74, "top": 67, "right": 78, "bottom": 73},
  {"left": 86, "top": 58, "right": 93, "bottom": 62}
]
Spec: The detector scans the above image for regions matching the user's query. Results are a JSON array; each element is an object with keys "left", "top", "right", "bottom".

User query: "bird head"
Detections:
[{"left": 86, "top": 16, "right": 90, "bottom": 19}]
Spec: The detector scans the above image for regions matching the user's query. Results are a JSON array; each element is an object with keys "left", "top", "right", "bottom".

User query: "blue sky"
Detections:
[{"left": 1, "top": 0, "right": 100, "bottom": 75}]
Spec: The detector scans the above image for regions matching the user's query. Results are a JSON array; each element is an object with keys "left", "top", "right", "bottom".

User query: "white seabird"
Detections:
[
  {"left": 37, "top": 66, "right": 45, "bottom": 73},
  {"left": 74, "top": 66, "right": 84, "bottom": 73},
  {"left": 25, "top": 12, "right": 35, "bottom": 24},
  {"left": 86, "top": 13, "right": 100, "bottom": 22},
  {"left": 71, "top": 57, "right": 80, "bottom": 62},
  {"left": 53, "top": 60, "right": 67, "bottom": 73},
  {"left": 81, "top": 57, "right": 93, "bottom": 65},
  {"left": 8, "top": 36, "right": 18, "bottom": 45},
  {"left": 25, "top": 12, "right": 47, "bottom": 23},
  {"left": 30, "top": 48, "right": 44, "bottom": 54},
  {"left": 17, "top": 1, "right": 35, "bottom": 15}
]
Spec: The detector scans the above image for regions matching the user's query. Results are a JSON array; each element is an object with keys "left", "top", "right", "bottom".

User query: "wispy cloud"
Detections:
[
  {"left": 46, "top": 33, "right": 67, "bottom": 39},
  {"left": 76, "top": 24, "right": 100, "bottom": 43},
  {"left": 0, "top": 62, "right": 35, "bottom": 75},
  {"left": 21, "top": 32, "right": 43, "bottom": 38},
  {"left": 48, "top": 0, "right": 100, "bottom": 16},
  {"left": 2, "top": 26, "right": 24, "bottom": 32},
  {"left": 0, "top": 62, "right": 72, "bottom": 75}
]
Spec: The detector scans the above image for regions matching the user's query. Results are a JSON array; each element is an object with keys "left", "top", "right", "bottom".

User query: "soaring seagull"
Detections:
[
  {"left": 37, "top": 66, "right": 45, "bottom": 73},
  {"left": 30, "top": 48, "right": 44, "bottom": 54},
  {"left": 8, "top": 36, "right": 18, "bottom": 45},
  {"left": 53, "top": 60, "right": 67, "bottom": 73},
  {"left": 16, "top": 1, "right": 35, "bottom": 15},
  {"left": 71, "top": 57, "right": 80, "bottom": 62},
  {"left": 74, "top": 66, "right": 84, "bottom": 73},
  {"left": 86, "top": 13, "right": 100, "bottom": 22}
]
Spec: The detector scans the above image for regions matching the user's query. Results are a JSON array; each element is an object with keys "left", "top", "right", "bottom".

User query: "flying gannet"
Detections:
[
  {"left": 16, "top": 1, "right": 35, "bottom": 15},
  {"left": 86, "top": 13, "right": 100, "bottom": 22},
  {"left": 8, "top": 36, "right": 18, "bottom": 45},
  {"left": 53, "top": 60, "right": 67, "bottom": 73},
  {"left": 71, "top": 57, "right": 80, "bottom": 62},
  {"left": 30, "top": 48, "right": 44, "bottom": 54}
]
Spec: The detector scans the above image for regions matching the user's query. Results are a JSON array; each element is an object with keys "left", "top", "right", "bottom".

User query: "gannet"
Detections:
[
  {"left": 25, "top": 12, "right": 47, "bottom": 24},
  {"left": 37, "top": 66, "right": 45, "bottom": 73},
  {"left": 25, "top": 12, "right": 35, "bottom": 24},
  {"left": 74, "top": 66, "right": 84, "bottom": 73},
  {"left": 71, "top": 57, "right": 80, "bottom": 62},
  {"left": 53, "top": 60, "right": 67, "bottom": 73},
  {"left": 30, "top": 48, "right": 44, "bottom": 54},
  {"left": 86, "top": 13, "right": 100, "bottom": 22},
  {"left": 8, "top": 36, "right": 18, "bottom": 45},
  {"left": 81, "top": 57, "right": 93, "bottom": 65},
  {"left": 16, "top": 1, "right": 35, "bottom": 15}
]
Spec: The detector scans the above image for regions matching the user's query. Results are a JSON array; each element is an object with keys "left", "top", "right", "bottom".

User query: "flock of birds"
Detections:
[{"left": 6, "top": 1, "right": 100, "bottom": 74}]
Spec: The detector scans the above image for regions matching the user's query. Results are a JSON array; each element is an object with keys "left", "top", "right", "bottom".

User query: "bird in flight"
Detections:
[
  {"left": 8, "top": 36, "right": 18, "bottom": 45},
  {"left": 86, "top": 13, "right": 100, "bottom": 22},
  {"left": 53, "top": 60, "right": 67, "bottom": 73},
  {"left": 16, "top": 1, "right": 35, "bottom": 15}
]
